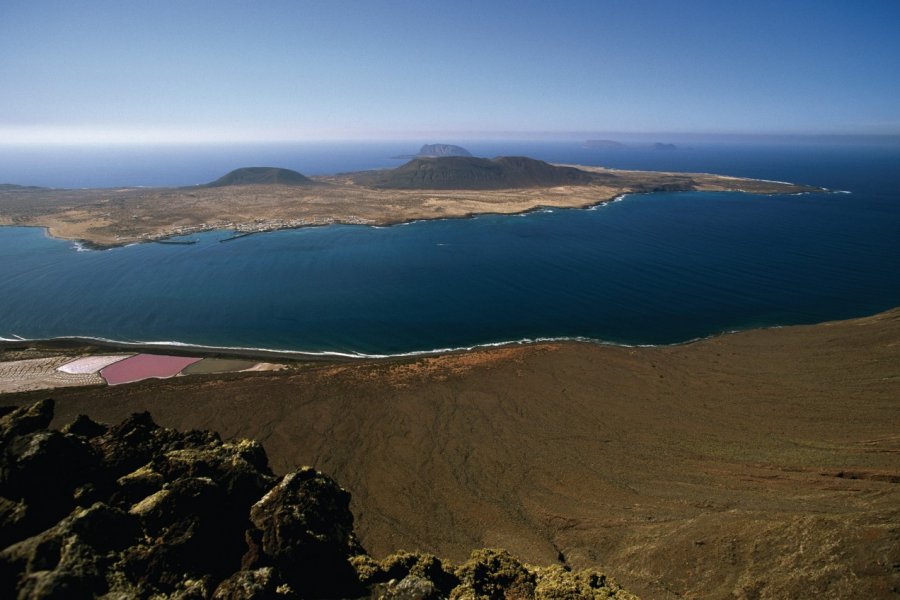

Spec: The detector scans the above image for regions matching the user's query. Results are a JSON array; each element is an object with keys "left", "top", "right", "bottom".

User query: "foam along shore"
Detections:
[{"left": 0, "top": 159, "right": 824, "bottom": 248}]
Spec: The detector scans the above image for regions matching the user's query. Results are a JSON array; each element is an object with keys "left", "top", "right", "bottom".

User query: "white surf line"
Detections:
[{"left": 3, "top": 330, "right": 731, "bottom": 361}]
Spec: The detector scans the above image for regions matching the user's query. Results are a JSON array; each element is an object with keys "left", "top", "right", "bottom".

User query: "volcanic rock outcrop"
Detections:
[{"left": 0, "top": 399, "right": 636, "bottom": 599}]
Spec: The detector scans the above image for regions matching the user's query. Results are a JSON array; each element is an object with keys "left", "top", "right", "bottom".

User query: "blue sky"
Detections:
[{"left": 2, "top": 0, "right": 899, "bottom": 143}]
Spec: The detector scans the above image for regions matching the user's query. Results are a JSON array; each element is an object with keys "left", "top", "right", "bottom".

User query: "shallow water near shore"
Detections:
[{"left": 2, "top": 142, "right": 900, "bottom": 355}]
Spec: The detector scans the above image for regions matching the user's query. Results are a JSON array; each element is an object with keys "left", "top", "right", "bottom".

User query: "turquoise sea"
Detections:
[{"left": 1, "top": 141, "right": 899, "bottom": 355}]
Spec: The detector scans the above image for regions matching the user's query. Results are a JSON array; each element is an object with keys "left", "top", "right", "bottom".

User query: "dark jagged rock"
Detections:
[
  {"left": 361, "top": 156, "right": 596, "bottom": 190},
  {"left": 212, "top": 567, "right": 285, "bottom": 599},
  {"left": 0, "top": 400, "right": 637, "bottom": 599},
  {"left": 0, "top": 502, "right": 139, "bottom": 600},
  {"left": 0, "top": 398, "right": 54, "bottom": 444},
  {"left": 0, "top": 423, "right": 101, "bottom": 540},
  {"left": 243, "top": 466, "right": 364, "bottom": 598},
  {"left": 94, "top": 411, "right": 220, "bottom": 480},
  {"left": 1, "top": 431, "right": 97, "bottom": 503},
  {"left": 204, "top": 167, "right": 315, "bottom": 187},
  {"left": 0, "top": 497, "right": 28, "bottom": 550},
  {"left": 0, "top": 402, "right": 274, "bottom": 598},
  {"left": 124, "top": 476, "right": 236, "bottom": 588},
  {"left": 61, "top": 414, "right": 107, "bottom": 439}
]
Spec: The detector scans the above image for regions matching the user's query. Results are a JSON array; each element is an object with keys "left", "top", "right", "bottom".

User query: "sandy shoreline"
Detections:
[
  {"left": 15, "top": 188, "right": 633, "bottom": 250},
  {"left": 0, "top": 315, "right": 831, "bottom": 363}
]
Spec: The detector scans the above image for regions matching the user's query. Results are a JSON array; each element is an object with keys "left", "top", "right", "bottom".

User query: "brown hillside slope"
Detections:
[{"left": 6, "top": 309, "right": 899, "bottom": 598}]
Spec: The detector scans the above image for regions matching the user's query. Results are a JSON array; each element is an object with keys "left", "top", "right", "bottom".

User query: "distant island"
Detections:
[
  {"left": 392, "top": 143, "right": 473, "bottom": 159},
  {"left": 582, "top": 140, "right": 679, "bottom": 151},
  {"left": 0, "top": 156, "right": 822, "bottom": 247}
]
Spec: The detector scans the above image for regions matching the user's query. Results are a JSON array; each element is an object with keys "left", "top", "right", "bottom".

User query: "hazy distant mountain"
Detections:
[
  {"left": 361, "top": 156, "right": 595, "bottom": 190},
  {"left": 582, "top": 139, "right": 625, "bottom": 149},
  {"left": 392, "top": 143, "right": 473, "bottom": 159},
  {"left": 653, "top": 143, "right": 678, "bottom": 151},
  {"left": 204, "top": 167, "right": 315, "bottom": 187},
  {"left": 0, "top": 183, "right": 47, "bottom": 190},
  {"left": 417, "top": 143, "right": 472, "bottom": 157}
]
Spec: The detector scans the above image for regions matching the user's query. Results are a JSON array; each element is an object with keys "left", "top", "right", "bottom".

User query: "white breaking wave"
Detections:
[
  {"left": 0, "top": 330, "right": 734, "bottom": 360},
  {"left": 587, "top": 194, "right": 629, "bottom": 210},
  {"left": 753, "top": 177, "right": 798, "bottom": 186}
]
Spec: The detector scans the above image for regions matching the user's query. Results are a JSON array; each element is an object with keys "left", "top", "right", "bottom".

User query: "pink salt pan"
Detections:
[{"left": 100, "top": 354, "right": 201, "bottom": 386}]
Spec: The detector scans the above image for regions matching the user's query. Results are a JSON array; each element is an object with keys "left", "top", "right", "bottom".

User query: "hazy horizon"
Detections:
[
  {"left": 2, "top": 132, "right": 900, "bottom": 149},
  {"left": 2, "top": 1, "right": 899, "bottom": 145}
]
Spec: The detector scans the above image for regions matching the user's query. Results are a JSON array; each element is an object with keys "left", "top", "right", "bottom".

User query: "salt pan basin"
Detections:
[
  {"left": 100, "top": 354, "right": 201, "bottom": 386},
  {"left": 0, "top": 357, "right": 105, "bottom": 393},
  {"left": 58, "top": 354, "right": 132, "bottom": 374}
]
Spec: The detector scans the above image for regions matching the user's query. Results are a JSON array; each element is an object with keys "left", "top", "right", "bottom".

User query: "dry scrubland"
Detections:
[
  {"left": 0, "top": 165, "right": 817, "bottom": 247},
  {"left": 4, "top": 309, "right": 898, "bottom": 599}
]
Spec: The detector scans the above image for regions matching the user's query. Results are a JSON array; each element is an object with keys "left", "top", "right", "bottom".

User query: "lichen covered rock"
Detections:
[{"left": 0, "top": 400, "right": 637, "bottom": 599}]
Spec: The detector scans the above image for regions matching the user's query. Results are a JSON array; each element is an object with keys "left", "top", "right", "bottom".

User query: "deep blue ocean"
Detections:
[{"left": 1, "top": 141, "right": 898, "bottom": 355}]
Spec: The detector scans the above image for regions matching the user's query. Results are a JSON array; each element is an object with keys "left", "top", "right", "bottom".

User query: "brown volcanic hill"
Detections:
[
  {"left": 204, "top": 167, "right": 315, "bottom": 187},
  {"left": 359, "top": 156, "right": 597, "bottom": 189},
  {"left": 16, "top": 308, "right": 900, "bottom": 599}
]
